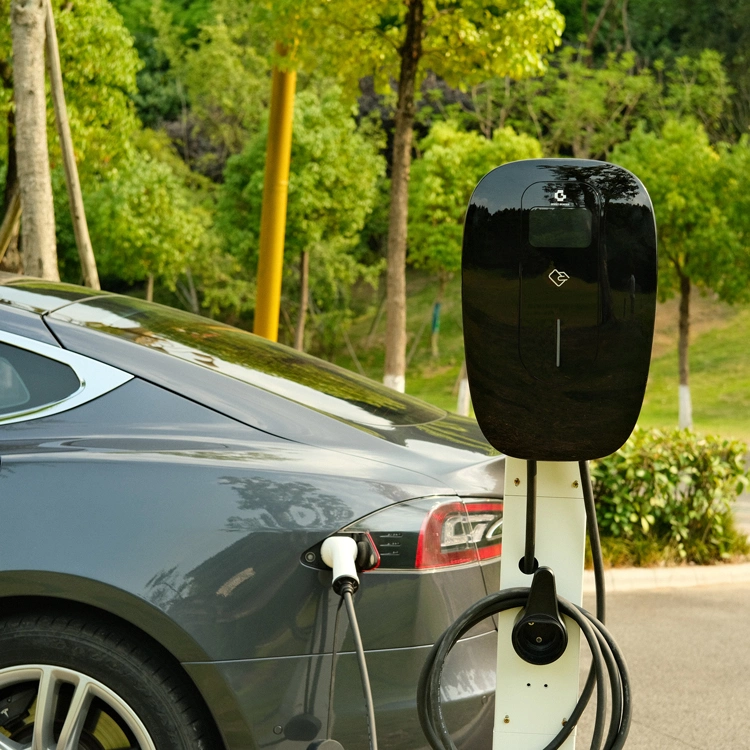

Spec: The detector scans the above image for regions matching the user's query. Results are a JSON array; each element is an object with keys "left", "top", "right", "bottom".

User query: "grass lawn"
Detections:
[
  {"left": 640, "top": 302, "right": 750, "bottom": 442},
  {"left": 334, "top": 275, "right": 750, "bottom": 444}
]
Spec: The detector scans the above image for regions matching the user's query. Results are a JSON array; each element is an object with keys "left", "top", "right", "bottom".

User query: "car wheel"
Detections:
[{"left": 0, "top": 611, "right": 220, "bottom": 750}]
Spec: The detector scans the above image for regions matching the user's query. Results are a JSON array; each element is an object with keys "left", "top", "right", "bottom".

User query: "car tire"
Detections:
[{"left": 0, "top": 610, "right": 221, "bottom": 750}]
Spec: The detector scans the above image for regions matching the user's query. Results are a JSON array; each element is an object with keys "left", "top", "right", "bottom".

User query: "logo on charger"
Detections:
[
  {"left": 553, "top": 189, "right": 567, "bottom": 203},
  {"left": 549, "top": 269, "right": 570, "bottom": 287}
]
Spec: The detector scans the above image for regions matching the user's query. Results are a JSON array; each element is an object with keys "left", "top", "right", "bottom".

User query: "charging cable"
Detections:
[
  {"left": 321, "top": 537, "right": 379, "bottom": 750},
  {"left": 417, "top": 461, "right": 632, "bottom": 750}
]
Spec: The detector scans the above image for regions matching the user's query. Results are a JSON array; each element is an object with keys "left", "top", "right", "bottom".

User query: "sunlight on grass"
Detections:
[{"left": 640, "top": 306, "right": 750, "bottom": 442}]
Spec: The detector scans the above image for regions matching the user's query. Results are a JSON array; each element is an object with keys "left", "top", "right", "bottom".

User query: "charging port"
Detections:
[{"left": 301, "top": 533, "right": 379, "bottom": 572}]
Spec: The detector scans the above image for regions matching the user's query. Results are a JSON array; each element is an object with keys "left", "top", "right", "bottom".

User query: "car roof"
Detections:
[
  {"left": 0, "top": 275, "right": 499, "bottom": 487},
  {"left": 0, "top": 273, "right": 112, "bottom": 314},
  {"left": 0, "top": 276, "right": 451, "bottom": 430}
]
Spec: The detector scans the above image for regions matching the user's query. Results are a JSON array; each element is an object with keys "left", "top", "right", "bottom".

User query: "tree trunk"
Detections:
[
  {"left": 678, "top": 274, "right": 692, "bottom": 429},
  {"left": 0, "top": 186, "right": 21, "bottom": 268},
  {"left": 0, "top": 220, "right": 22, "bottom": 273},
  {"left": 621, "top": 0, "right": 632, "bottom": 51},
  {"left": 585, "top": 0, "right": 616, "bottom": 53},
  {"left": 146, "top": 273, "right": 154, "bottom": 302},
  {"left": 184, "top": 267, "right": 199, "bottom": 314},
  {"left": 294, "top": 250, "right": 309, "bottom": 351},
  {"left": 11, "top": 0, "right": 58, "bottom": 280},
  {"left": 383, "top": 0, "right": 423, "bottom": 393},
  {"left": 45, "top": 0, "right": 99, "bottom": 289},
  {"left": 3, "top": 106, "right": 17, "bottom": 211},
  {"left": 0, "top": 53, "right": 23, "bottom": 273}
]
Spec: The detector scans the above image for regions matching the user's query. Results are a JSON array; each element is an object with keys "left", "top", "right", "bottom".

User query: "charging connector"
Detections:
[
  {"left": 321, "top": 536, "right": 360, "bottom": 595},
  {"left": 320, "top": 534, "right": 378, "bottom": 750}
]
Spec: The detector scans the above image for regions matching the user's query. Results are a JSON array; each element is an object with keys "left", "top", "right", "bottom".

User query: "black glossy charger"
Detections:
[{"left": 462, "top": 158, "right": 657, "bottom": 460}]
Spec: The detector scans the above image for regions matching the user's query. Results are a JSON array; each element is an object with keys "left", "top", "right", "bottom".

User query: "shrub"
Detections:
[{"left": 591, "top": 428, "right": 749, "bottom": 565}]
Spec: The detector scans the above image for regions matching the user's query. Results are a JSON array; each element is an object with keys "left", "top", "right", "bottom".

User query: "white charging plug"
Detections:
[{"left": 321, "top": 536, "right": 360, "bottom": 594}]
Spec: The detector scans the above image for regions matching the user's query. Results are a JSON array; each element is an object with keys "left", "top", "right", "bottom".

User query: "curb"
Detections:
[{"left": 582, "top": 561, "right": 750, "bottom": 594}]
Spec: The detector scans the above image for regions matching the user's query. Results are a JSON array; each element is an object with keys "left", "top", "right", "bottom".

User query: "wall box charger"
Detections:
[{"left": 462, "top": 159, "right": 657, "bottom": 461}]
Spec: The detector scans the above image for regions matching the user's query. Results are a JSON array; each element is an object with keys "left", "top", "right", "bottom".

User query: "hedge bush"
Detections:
[{"left": 590, "top": 428, "right": 749, "bottom": 565}]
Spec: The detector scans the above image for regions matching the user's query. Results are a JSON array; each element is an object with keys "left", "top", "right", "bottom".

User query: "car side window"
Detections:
[{"left": 0, "top": 342, "right": 81, "bottom": 416}]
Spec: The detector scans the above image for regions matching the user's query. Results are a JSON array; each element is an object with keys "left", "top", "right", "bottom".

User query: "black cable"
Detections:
[
  {"left": 580, "top": 460, "right": 606, "bottom": 623},
  {"left": 326, "top": 597, "right": 345, "bottom": 740},
  {"left": 524, "top": 460, "right": 538, "bottom": 574},
  {"left": 340, "top": 582, "right": 378, "bottom": 750},
  {"left": 417, "top": 460, "right": 631, "bottom": 750}
]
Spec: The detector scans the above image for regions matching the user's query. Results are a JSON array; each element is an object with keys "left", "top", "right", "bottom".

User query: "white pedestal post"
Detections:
[{"left": 492, "top": 458, "right": 587, "bottom": 750}]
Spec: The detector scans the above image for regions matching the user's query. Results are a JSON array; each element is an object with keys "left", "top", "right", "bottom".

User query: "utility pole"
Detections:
[{"left": 253, "top": 44, "right": 296, "bottom": 342}]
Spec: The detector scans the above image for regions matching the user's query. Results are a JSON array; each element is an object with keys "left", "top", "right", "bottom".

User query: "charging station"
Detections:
[
  {"left": 463, "top": 158, "right": 656, "bottom": 749},
  {"left": 494, "top": 459, "right": 586, "bottom": 749},
  {"left": 321, "top": 158, "right": 657, "bottom": 750},
  {"left": 462, "top": 159, "right": 657, "bottom": 461}
]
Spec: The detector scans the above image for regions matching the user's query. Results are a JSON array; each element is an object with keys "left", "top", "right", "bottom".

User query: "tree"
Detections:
[
  {"left": 612, "top": 119, "right": 750, "bottom": 428},
  {"left": 0, "top": 0, "right": 143, "bottom": 278},
  {"left": 409, "top": 121, "right": 542, "bottom": 356},
  {"left": 48, "top": 0, "right": 141, "bottom": 176},
  {"left": 150, "top": 0, "right": 270, "bottom": 178},
  {"left": 217, "top": 85, "right": 385, "bottom": 351},
  {"left": 262, "top": 0, "right": 563, "bottom": 390},
  {"left": 461, "top": 47, "right": 730, "bottom": 161},
  {"left": 10, "top": 0, "right": 58, "bottom": 279},
  {"left": 84, "top": 148, "right": 210, "bottom": 300}
]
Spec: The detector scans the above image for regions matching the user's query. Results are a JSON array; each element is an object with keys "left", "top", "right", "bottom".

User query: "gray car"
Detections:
[{"left": 0, "top": 275, "right": 504, "bottom": 750}]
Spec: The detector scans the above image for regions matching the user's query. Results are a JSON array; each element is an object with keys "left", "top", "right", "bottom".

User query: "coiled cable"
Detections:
[{"left": 417, "top": 460, "right": 632, "bottom": 750}]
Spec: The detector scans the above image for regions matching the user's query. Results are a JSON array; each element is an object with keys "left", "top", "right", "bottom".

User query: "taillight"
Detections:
[
  {"left": 303, "top": 496, "right": 502, "bottom": 571},
  {"left": 416, "top": 499, "right": 503, "bottom": 569},
  {"left": 463, "top": 500, "right": 504, "bottom": 562}
]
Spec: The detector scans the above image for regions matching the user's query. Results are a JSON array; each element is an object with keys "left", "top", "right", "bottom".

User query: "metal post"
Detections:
[
  {"left": 493, "top": 457, "right": 586, "bottom": 749},
  {"left": 254, "top": 45, "right": 296, "bottom": 342}
]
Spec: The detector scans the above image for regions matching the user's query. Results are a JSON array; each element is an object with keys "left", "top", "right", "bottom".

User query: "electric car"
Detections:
[{"left": 0, "top": 274, "right": 504, "bottom": 750}]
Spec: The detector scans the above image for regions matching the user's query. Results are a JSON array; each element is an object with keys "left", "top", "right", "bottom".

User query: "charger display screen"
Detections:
[{"left": 529, "top": 207, "right": 592, "bottom": 248}]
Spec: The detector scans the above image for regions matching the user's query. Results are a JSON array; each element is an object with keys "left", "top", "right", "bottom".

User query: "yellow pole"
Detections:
[{"left": 254, "top": 46, "right": 297, "bottom": 341}]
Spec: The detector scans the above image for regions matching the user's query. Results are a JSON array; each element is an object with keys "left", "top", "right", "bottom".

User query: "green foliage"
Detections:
[
  {"left": 408, "top": 121, "right": 541, "bottom": 276},
  {"left": 464, "top": 47, "right": 732, "bottom": 159},
  {"left": 591, "top": 428, "right": 749, "bottom": 564},
  {"left": 661, "top": 51, "right": 734, "bottom": 139},
  {"left": 50, "top": 0, "right": 142, "bottom": 176},
  {"left": 112, "top": 0, "right": 214, "bottom": 43},
  {"left": 611, "top": 118, "right": 750, "bottom": 305},
  {"left": 516, "top": 48, "right": 659, "bottom": 159},
  {"left": 0, "top": 0, "right": 142, "bottom": 176},
  {"left": 217, "top": 85, "right": 386, "bottom": 340},
  {"left": 84, "top": 149, "right": 209, "bottom": 288},
  {"left": 259, "top": 0, "right": 564, "bottom": 95},
  {"left": 624, "top": 0, "right": 750, "bottom": 136},
  {"left": 151, "top": 0, "right": 270, "bottom": 171}
]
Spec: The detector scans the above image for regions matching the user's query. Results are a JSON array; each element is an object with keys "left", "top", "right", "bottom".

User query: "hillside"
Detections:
[{"left": 334, "top": 275, "right": 750, "bottom": 443}]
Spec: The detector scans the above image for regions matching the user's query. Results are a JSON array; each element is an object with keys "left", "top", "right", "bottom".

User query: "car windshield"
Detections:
[{"left": 50, "top": 296, "right": 446, "bottom": 428}]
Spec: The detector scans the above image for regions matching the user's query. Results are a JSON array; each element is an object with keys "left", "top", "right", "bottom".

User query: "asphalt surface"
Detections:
[{"left": 573, "top": 582, "right": 750, "bottom": 749}]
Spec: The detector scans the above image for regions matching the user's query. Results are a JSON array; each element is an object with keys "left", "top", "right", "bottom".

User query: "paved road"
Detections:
[{"left": 573, "top": 583, "right": 750, "bottom": 749}]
